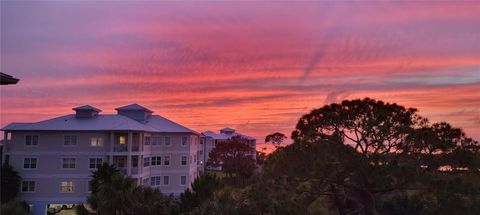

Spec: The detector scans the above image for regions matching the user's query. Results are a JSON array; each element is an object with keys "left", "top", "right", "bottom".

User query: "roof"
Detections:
[
  {"left": 73, "top": 105, "right": 101, "bottom": 112},
  {"left": 145, "top": 115, "right": 198, "bottom": 134},
  {"left": 203, "top": 130, "right": 255, "bottom": 140},
  {"left": 2, "top": 114, "right": 197, "bottom": 134},
  {"left": 0, "top": 72, "right": 20, "bottom": 85},
  {"left": 115, "top": 103, "right": 153, "bottom": 113}
]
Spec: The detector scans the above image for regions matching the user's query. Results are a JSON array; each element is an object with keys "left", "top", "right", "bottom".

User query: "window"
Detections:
[
  {"left": 150, "top": 176, "right": 161, "bottom": 186},
  {"left": 152, "top": 135, "right": 162, "bottom": 145},
  {"left": 181, "top": 176, "right": 187, "bottom": 185},
  {"left": 194, "top": 155, "right": 197, "bottom": 162},
  {"left": 142, "top": 178, "right": 150, "bottom": 185},
  {"left": 181, "top": 156, "right": 187, "bottom": 165},
  {"left": 21, "top": 181, "right": 35, "bottom": 193},
  {"left": 119, "top": 136, "right": 126, "bottom": 145},
  {"left": 60, "top": 181, "right": 74, "bottom": 193},
  {"left": 164, "top": 156, "right": 170, "bottom": 166},
  {"left": 23, "top": 158, "right": 37, "bottom": 169},
  {"left": 89, "top": 158, "right": 103, "bottom": 169},
  {"left": 182, "top": 136, "right": 188, "bottom": 146},
  {"left": 25, "top": 135, "right": 38, "bottom": 146},
  {"left": 151, "top": 156, "right": 162, "bottom": 166},
  {"left": 164, "top": 137, "right": 171, "bottom": 146},
  {"left": 163, "top": 176, "right": 169, "bottom": 185},
  {"left": 90, "top": 137, "right": 103, "bottom": 147},
  {"left": 144, "top": 136, "right": 151, "bottom": 145},
  {"left": 200, "top": 150, "right": 203, "bottom": 156},
  {"left": 143, "top": 157, "right": 150, "bottom": 167},
  {"left": 62, "top": 158, "right": 76, "bottom": 169},
  {"left": 142, "top": 178, "right": 150, "bottom": 186},
  {"left": 64, "top": 135, "right": 77, "bottom": 146}
]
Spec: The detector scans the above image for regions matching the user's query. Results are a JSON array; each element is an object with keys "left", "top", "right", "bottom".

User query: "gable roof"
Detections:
[
  {"left": 73, "top": 105, "right": 101, "bottom": 112},
  {"left": 115, "top": 103, "right": 153, "bottom": 113}
]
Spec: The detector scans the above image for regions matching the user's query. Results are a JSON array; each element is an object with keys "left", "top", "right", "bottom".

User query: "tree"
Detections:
[
  {"left": 1, "top": 163, "right": 21, "bottom": 203},
  {"left": 87, "top": 163, "right": 178, "bottom": 215},
  {"left": 265, "top": 132, "right": 287, "bottom": 148},
  {"left": 256, "top": 150, "right": 267, "bottom": 165},
  {"left": 180, "top": 173, "right": 222, "bottom": 213},
  {"left": 89, "top": 162, "right": 120, "bottom": 194},
  {"left": 207, "top": 136, "right": 256, "bottom": 183},
  {"left": 95, "top": 174, "right": 138, "bottom": 215},
  {"left": 253, "top": 98, "right": 479, "bottom": 215},
  {"left": 0, "top": 201, "right": 30, "bottom": 215}
]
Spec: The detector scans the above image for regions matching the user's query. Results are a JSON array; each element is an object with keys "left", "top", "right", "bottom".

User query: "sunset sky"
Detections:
[{"left": 1, "top": 1, "right": 479, "bottom": 144}]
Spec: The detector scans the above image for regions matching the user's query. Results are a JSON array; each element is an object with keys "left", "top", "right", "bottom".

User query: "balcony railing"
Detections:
[{"left": 114, "top": 144, "right": 128, "bottom": 152}]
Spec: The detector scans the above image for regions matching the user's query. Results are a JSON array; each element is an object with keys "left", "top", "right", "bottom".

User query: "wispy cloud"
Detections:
[{"left": 1, "top": 1, "right": 479, "bottom": 141}]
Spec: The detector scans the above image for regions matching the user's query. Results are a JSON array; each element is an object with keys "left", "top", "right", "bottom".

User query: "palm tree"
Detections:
[
  {"left": 96, "top": 174, "right": 137, "bottom": 215},
  {"left": 89, "top": 162, "right": 120, "bottom": 194}
]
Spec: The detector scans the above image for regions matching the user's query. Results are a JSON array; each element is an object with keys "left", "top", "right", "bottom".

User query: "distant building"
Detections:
[
  {"left": 1, "top": 104, "right": 202, "bottom": 215},
  {"left": 0, "top": 72, "right": 20, "bottom": 85},
  {"left": 200, "top": 128, "right": 256, "bottom": 170}
]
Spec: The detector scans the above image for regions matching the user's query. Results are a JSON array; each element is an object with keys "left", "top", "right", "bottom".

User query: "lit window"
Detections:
[
  {"left": 144, "top": 136, "right": 151, "bottom": 145},
  {"left": 143, "top": 157, "right": 150, "bottom": 167},
  {"left": 163, "top": 176, "right": 169, "bottom": 185},
  {"left": 25, "top": 135, "right": 38, "bottom": 146},
  {"left": 21, "top": 181, "right": 35, "bottom": 193},
  {"left": 64, "top": 135, "right": 77, "bottom": 146},
  {"left": 182, "top": 136, "right": 188, "bottom": 146},
  {"left": 60, "top": 181, "right": 74, "bottom": 193},
  {"left": 62, "top": 158, "right": 76, "bottom": 169},
  {"left": 89, "top": 158, "right": 103, "bottom": 169},
  {"left": 181, "top": 156, "right": 187, "bottom": 166},
  {"left": 164, "top": 137, "right": 171, "bottom": 146},
  {"left": 150, "top": 176, "right": 161, "bottom": 186},
  {"left": 119, "top": 136, "right": 126, "bottom": 145},
  {"left": 180, "top": 176, "right": 187, "bottom": 185},
  {"left": 23, "top": 158, "right": 37, "bottom": 169},
  {"left": 90, "top": 137, "right": 103, "bottom": 147},
  {"left": 164, "top": 156, "right": 170, "bottom": 166}
]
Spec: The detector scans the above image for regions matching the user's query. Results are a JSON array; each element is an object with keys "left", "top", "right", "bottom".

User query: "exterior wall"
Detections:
[
  {"left": 3, "top": 130, "right": 201, "bottom": 215},
  {"left": 140, "top": 132, "right": 199, "bottom": 194}
]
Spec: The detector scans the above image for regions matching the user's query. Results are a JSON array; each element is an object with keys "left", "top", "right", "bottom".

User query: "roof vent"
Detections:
[
  {"left": 115, "top": 103, "right": 153, "bottom": 122},
  {"left": 220, "top": 127, "right": 235, "bottom": 135},
  {"left": 73, "top": 105, "right": 101, "bottom": 118}
]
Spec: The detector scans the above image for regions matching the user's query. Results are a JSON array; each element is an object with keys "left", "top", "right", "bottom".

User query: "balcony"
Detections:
[{"left": 114, "top": 144, "right": 128, "bottom": 152}]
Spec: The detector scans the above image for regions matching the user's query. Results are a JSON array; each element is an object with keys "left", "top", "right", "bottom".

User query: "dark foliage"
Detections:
[{"left": 1, "top": 163, "right": 21, "bottom": 203}]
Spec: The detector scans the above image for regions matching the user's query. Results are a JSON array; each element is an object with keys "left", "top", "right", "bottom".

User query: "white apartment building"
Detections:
[
  {"left": 200, "top": 128, "right": 256, "bottom": 170},
  {"left": 1, "top": 104, "right": 202, "bottom": 215}
]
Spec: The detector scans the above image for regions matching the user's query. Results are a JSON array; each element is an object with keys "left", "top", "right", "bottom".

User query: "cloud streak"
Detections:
[{"left": 1, "top": 1, "right": 479, "bottom": 141}]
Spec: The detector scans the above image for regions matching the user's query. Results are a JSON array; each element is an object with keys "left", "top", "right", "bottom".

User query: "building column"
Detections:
[
  {"left": 2, "top": 131, "right": 7, "bottom": 164},
  {"left": 109, "top": 132, "right": 114, "bottom": 164},
  {"left": 127, "top": 132, "right": 132, "bottom": 175}
]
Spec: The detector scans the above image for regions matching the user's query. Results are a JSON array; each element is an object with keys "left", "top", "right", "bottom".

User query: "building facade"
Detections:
[
  {"left": 200, "top": 128, "right": 256, "bottom": 170},
  {"left": 1, "top": 104, "right": 201, "bottom": 215}
]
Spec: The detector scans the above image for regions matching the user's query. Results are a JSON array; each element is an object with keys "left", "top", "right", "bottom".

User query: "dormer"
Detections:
[
  {"left": 73, "top": 105, "right": 101, "bottom": 118},
  {"left": 220, "top": 127, "right": 235, "bottom": 135},
  {"left": 115, "top": 103, "right": 153, "bottom": 122}
]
